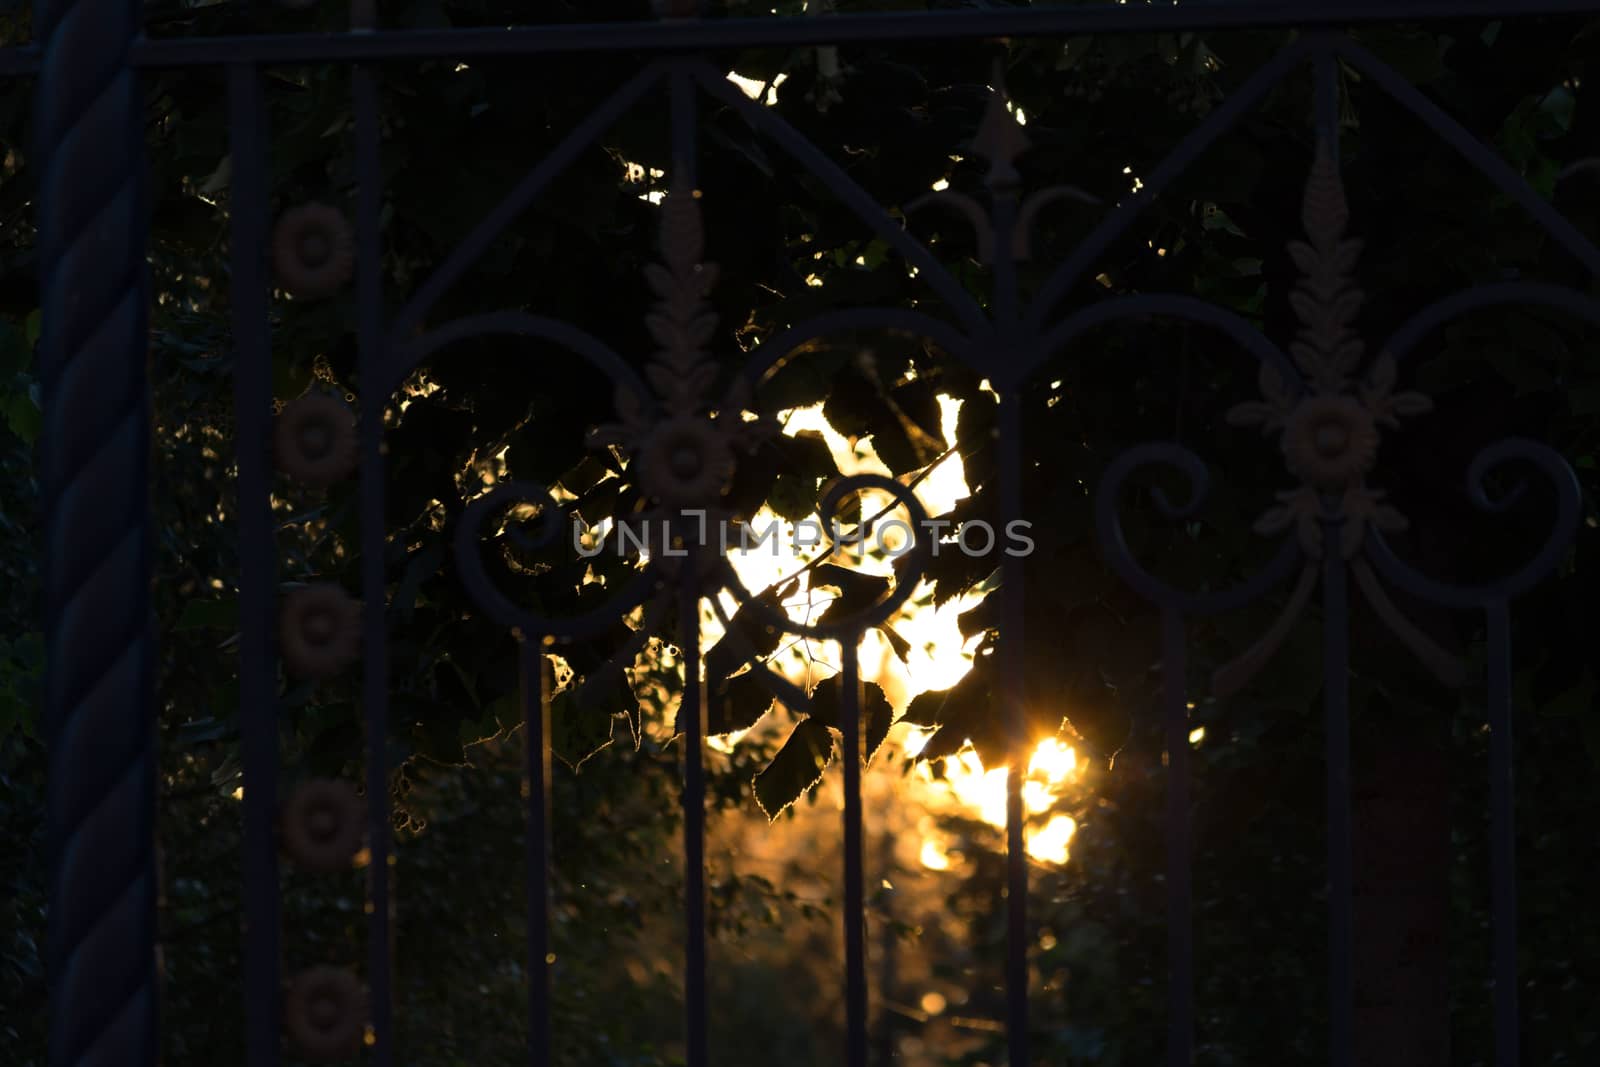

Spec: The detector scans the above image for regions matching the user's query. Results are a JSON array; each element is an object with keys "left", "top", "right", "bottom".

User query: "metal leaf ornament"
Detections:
[
  {"left": 589, "top": 179, "right": 775, "bottom": 518},
  {"left": 1216, "top": 141, "right": 1464, "bottom": 696},
  {"left": 575, "top": 181, "right": 781, "bottom": 747}
]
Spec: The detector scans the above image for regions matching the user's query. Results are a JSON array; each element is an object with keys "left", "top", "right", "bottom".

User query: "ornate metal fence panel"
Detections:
[{"left": 16, "top": 1, "right": 1600, "bottom": 1066}]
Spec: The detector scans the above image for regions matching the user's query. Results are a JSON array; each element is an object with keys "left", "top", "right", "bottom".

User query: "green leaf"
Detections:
[
  {"left": 177, "top": 717, "right": 233, "bottom": 746},
  {"left": 0, "top": 632, "right": 43, "bottom": 739},
  {"left": 1485, "top": 344, "right": 1556, "bottom": 394},
  {"left": 1583, "top": 713, "right": 1600, "bottom": 771},
  {"left": 393, "top": 542, "right": 445, "bottom": 620},
  {"left": 755, "top": 344, "right": 849, "bottom": 411},
  {"left": 703, "top": 575, "right": 799, "bottom": 687},
  {"left": 1539, "top": 86, "right": 1576, "bottom": 134},
  {"left": 708, "top": 667, "right": 778, "bottom": 737},
  {"left": 24, "top": 309, "right": 41, "bottom": 348},
  {"left": 479, "top": 693, "right": 521, "bottom": 737},
  {"left": 418, "top": 709, "right": 467, "bottom": 765},
  {"left": 1199, "top": 203, "right": 1246, "bottom": 237},
  {"left": 754, "top": 717, "right": 835, "bottom": 819},
  {"left": 767, "top": 472, "right": 819, "bottom": 522},
  {"left": 820, "top": 363, "right": 881, "bottom": 440},
  {"left": 876, "top": 624, "right": 912, "bottom": 663},
  {"left": 174, "top": 598, "right": 240, "bottom": 632},
  {"left": 806, "top": 675, "right": 893, "bottom": 765},
  {"left": 1497, "top": 96, "right": 1548, "bottom": 171},
  {"left": 866, "top": 377, "right": 946, "bottom": 476},
  {"left": 778, "top": 430, "right": 839, "bottom": 483},
  {"left": 0, "top": 695, "right": 23, "bottom": 739},
  {"left": 549, "top": 664, "right": 633, "bottom": 770},
  {"left": 1537, "top": 671, "right": 1597, "bottom": 720},
  {"left": 1528, "top": 154, "right": 1559, "bottom": 200},
  {"left": 810, "top": 563, "right": 894, "bottom": 623},
  {"left": 1188, "top": 143, "right": 1264, "bottom": 206},
  {"left": 272, "top": 352, "right": 316, "bottom": 402},
  {"left": 0, "top": 390, "right": 41, "bottom": 445},
  {"left": 1357, "top": 27, "right": 1446, "bottom": 84},
  {"left": 1565, "top": 385, "right": 1600, "bottom": 415},
  {"left": 0, "top": 318, "right": 29, "bottom": 376},
  {"left": 904, "top": 651, "right": 1001, "bottom": 763}
]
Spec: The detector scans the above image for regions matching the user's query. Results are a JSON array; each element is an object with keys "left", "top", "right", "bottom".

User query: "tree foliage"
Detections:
[{"left": 3, "top": 2, "right": 1600, "bottom": 1064}]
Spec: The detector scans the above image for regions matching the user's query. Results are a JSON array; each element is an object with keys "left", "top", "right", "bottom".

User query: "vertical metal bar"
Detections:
[
  {"left": 1311, "top": 42, "right": 1354, "bottom": 1067},
  {"left": 840, "top": 638, "right": 869, "bottom": 1067},
  {"left": 229, "top": 59, "right": 282, "bottom": 1067},
  {"left": 988, "top": 174, "right": 1020, "bottom": 330},
  {"left": 670, "top": 61, "right": 698, "bottom": 183},
  {"left": 521, "top": 635, "right": 553, "bottom": 1065},
  {"left": 874, "top": 819, "right": 897, "bottom": 1067},
  {"left": 679, "top": 582, "right": 709, "bottom": 1067},
  {"left": 997, "top": 393, "right": 1030, "bottom": 1067},
  {"left": 1313, "top": 38, "right": 1341, "bottom": 141},
  {"left": 1322, "top": 539, "right": 1353, "bottom": 1067},
  {"left": 986, "top": 54, "right": 1031, "bottom": 1067},
  {"left": 1486, "top": 601, "right": 1519, "bottom": 1067},
  {"left": 1163, "top": 607, "right": 1193, "bottom": 1067},
  {"left": 668, "top": 62, "right": 710, "bottom": 1067},
  {"left": 353, "top": 60, "right": 394, "bottom": 1067},
  {"left": 35, "top": 0, "right": 158, "bottom": 1060}
]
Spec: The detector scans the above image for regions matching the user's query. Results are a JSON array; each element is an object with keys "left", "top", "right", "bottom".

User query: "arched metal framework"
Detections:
[{"left": 20, "top": 2, "right": 1599, "bottom": 1067}]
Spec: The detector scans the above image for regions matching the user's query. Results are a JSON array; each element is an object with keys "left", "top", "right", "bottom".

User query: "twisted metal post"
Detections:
[{"left": 34, "top": 0, "right": 157, "bottom": 1065}]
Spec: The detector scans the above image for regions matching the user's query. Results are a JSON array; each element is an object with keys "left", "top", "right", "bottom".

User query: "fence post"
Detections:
[{"left": 34, "top": 0, "right": 158, "bottom": 1064}]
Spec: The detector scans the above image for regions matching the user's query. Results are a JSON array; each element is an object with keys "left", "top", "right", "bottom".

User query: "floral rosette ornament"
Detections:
[
  {"left": 588, "top": 178, "right": 776, "bottom": 566},
  {"left": 279, "top": 583, "right": 362, "bottom": 680},
  {"left": 1215, "top": 141, "right": 1463, "bottom": 695},
  {"left": 1227, "top": 141, "right": 1433, "bottom": 557},
  {"left": 271, "top": 202, "right": 354, "bottom": 301},
  {"left": 522, "top": 178, "right": 784, "bottom": 752},
  {"left": 275, "top": 392, "right": 358, "bottom": 488},
  {"left": 280, "top": 778, "right": 364, "bottom": 873},
  {"left": 283, "top": 965, "right": 367, "bottom": 1061}
]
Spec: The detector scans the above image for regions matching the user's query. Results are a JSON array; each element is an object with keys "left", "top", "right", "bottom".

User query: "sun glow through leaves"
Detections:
[
  {"left": 701, "top": 390, "right": 1083, "bottom": 867},
  {"left": 907, "top": 730, "right": 1080, "bottom": 865}
]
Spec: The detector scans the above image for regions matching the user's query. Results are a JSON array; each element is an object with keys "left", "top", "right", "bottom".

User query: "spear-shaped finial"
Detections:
[{"left": 973, "top": 57, "right": 1029, "bottom": 195}]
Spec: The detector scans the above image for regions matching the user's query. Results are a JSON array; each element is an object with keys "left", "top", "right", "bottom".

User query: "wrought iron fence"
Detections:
[{"left": 16, "top": 2, "right": 1600, "bottom": 1066}]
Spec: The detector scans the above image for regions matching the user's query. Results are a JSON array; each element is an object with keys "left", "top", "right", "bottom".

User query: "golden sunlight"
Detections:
[
  {"left": 907, "top": 729, "right": 1080, "bottom": 865},
  {"left": 702, "top": 389, "right": 1085, "bottom": 868},
  {"left": 919, "top": 837, "right": 953, "bottom": 871},
  {"left": 726, "top": 70, "right": 788, "bottom": 107}
]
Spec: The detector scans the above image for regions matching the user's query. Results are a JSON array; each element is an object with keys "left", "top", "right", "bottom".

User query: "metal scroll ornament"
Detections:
[
  {"left": 454, "top": 173, "right": 923, "bottom": 723},
  {"left": 585, "top": 177, "right": 926, "bottom": 636},
  {"left": 1216, "top": 141, "right": 1465, "bottom": 695},
  {"left": 283, "top": 965, "right": 367, "bottom": 1061}
]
